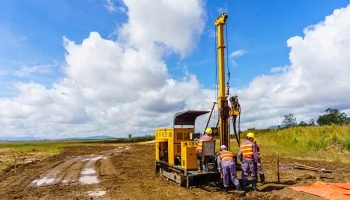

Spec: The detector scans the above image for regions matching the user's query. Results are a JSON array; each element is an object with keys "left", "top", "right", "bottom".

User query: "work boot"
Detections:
[
  {"left": 259, "top": 174, "right": 265, "bottom": 185},
  {"left": 236, "top": 183, "right": 241, "bottom": 191},
  {"left": 252, "top": 180, "right": 257, "bottom": 191},
  {"left": 224, "top": 187, "right": 229, "bottom": 193},
  {"left": 241, "top": 178, "right": 247, "bottom": 190}
]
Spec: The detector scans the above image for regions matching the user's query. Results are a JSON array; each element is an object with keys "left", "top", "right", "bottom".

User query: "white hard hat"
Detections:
[{"left": 220, "top": 145, "right": 227, "bottom": 150}]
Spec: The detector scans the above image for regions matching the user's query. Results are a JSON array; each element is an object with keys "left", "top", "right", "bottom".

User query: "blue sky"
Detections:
[
  {"left": 1, "top": 0, "right": 350, "bottom": 138},
  {"left": 1, "top": 0, "right": 349, "bottom": 94},
  {"left": 188, "top": 0, "right": 350, "bottom": 88}
]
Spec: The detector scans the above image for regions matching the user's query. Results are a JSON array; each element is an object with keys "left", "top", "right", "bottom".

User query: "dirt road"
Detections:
[{"left": 0, "top": 144, "right": 349, "bottom": 200}]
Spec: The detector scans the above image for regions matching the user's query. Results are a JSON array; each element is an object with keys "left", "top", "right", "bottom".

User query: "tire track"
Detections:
[
  {"left": 61, "top": 160, "right": 84, "bottom": 184},
  {"left": 0, "top": 145, "right": 132, "bottom": 199},
  {"left": 28, "top": 146, "right": 128, "bottom": 187}
]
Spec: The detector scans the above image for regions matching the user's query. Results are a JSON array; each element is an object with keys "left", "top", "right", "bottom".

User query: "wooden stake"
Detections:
[
  {"left": 14, "top": 155, "right": 17, "bottom": 174},
  {"left": 277, "top": 156, "right": 280, "bottom": 183}
]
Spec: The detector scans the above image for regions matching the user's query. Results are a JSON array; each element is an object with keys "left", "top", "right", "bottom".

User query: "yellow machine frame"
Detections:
[{"left": 155, "top": 128, "right": 197, "bottom": 170}]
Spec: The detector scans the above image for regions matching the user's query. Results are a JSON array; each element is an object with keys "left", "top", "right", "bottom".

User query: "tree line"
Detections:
[{"left": 282, "top": 108, "right": 350, "bottom": 128}]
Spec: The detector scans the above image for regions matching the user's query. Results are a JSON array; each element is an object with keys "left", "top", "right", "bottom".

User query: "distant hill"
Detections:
[
  {"left": 0, "top": 135, "right": 114, "bottom": 142},
  {"left": 65, "top": 135, "right": 115, "bottom": 140},
  {"left": 0, "top": 136, "right": 39, "bottom": 141},
  {"left": 267, "top": 125, "right": 281, "bottom": 129}
]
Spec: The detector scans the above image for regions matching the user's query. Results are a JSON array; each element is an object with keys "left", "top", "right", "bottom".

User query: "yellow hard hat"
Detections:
[
  {"left": 205, "top": 128, "right": 213, "bottom": 134},
  {"left": 247, "top": 132, "right": 255, "bottom": 139}
]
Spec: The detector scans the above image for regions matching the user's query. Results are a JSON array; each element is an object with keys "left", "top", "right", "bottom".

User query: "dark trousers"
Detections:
[
  {"left": 242, "top": 161, "right": 257, "bottom": 180},
  {"left": 222, "top": 164, "right": 240, "bottom": 187}
]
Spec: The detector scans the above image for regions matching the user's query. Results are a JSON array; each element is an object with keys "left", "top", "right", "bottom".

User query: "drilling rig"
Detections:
[{"left": 155, "top": 13, "right": 241, "bottom": 187}]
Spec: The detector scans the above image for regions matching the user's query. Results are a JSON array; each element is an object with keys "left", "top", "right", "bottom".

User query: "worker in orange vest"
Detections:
[
  {"left": 238, "top": 132, "right": 259, "bottom": 190},
  {"left": 195, "top": 128, "right": 213, "bottom": 171},
  {"left": 217, "top": 145, "right": 241, "bottom": 192}
]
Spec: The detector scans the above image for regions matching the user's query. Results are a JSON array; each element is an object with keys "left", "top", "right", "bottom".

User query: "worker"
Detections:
[
  {"left": 196, "top": 127, "right": 213, "bottom": 171},
  {"left": 238, "top": 132, "right": 259, "bottom": 190},
  {"left": 255, "top": 141, "right": 265, "bottom": 185},
  {"left": 217, "top": 145, "right": 241, "bottom": 192}
]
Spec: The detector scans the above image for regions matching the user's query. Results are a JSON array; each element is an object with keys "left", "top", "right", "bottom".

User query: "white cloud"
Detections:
[
  {"left": 15, "top": 64, "right": 53, "bottom": 77},
  {"left": 104, "top": 0, "right": 117, "bottom": 13},
  {"left": 229, "top": 49, "right": 246, "bottom": 66},
  {"left": 237, "top": 4, "right": 350, "bottom": 129},
  {"left": 270, "top": 66, "right": 289, "bottom": 73},
  {"left": 0, "top": 0, "right": 208, "bottom": 139},
  {"left": 2, "top": 1, "right": 350, "bottom": 139},
  {"left": 119, "top": 0, "right": 205, "bottom": 57},
  {"left": 0, "top": 27, "right": 27, "bottom": 48},
  {"left": 230, "top": 49, "right": 246, "bottom": 58}
]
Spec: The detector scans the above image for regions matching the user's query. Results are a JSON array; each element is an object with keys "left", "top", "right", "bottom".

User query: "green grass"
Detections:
[
  {"left": 0, "top": 141, "right": 79, "bottom": 155},
  {"left": 0, "top": 136, "right": 155, "bottom": 155},
  {"left": 247, "top": 125, "right": 350, "bottom": 162},
  {"left": 0, "top": 140, "right": 89, "bottom": 171},
  {"left": 344, "top": 138, "right": 350, "bottom": 150},
  {"left": 0, "top": 161, "right": 10, "bottom": 171}
]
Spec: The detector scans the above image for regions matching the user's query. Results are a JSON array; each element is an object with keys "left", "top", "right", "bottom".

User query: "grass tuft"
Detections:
[{"left": 344, "top": 138, "right": 350, "bottom": 150}]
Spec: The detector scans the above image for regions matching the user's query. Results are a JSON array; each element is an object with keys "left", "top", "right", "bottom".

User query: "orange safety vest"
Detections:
[
  {"left": 219, "top": 150, "right": 234, "bottom": 163},
  {"left": 196, "top": 135, "right": 213, "bottom": 154},
  {"left": 241, "top": 141, "right": 254, "bottom": 159}
]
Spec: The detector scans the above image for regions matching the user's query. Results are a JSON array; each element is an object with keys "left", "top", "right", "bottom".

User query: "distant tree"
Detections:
[
  {"left": 317, "top": 108, "right": 349, "bottom": 125},
  {"left": 128, "top": 134, "right": 132, "bottom": 140},
  {"left": 309, "top": 119, "right": 315, "bottom": 126},
  {"left": 299, "top": 121, "right": 308, "bottom": 127},
  {"left": 282, "top": 113, "right": 297, "bottom": 128}
]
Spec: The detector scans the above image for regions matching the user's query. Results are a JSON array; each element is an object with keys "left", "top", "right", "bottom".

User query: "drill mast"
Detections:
[{"left": 215, "top": 13, "right": 230, "bottom": 150}]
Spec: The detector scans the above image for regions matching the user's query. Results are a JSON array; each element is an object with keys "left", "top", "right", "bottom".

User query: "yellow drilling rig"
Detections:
[{"left": 155, "top": 13, "right": 241, "bottom": 187}]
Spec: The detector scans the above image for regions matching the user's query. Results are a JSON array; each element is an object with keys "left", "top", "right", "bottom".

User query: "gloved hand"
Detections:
[
  {"left": 218, "top": 167, "right": 221, "bottom": 173},
  {"left": 257, "top": 163, "right": 261, "bottom": 167}
]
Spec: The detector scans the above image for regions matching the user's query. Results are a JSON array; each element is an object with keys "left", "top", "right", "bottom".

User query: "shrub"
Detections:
[
  {"left": 307, "top": 140, "right": 325, "bottom": 150},
  {"left": 344, "top": 138, "right": 350, "bottom": 150}
]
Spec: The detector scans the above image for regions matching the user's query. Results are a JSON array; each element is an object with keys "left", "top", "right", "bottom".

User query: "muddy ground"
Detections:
[{"left": 0, "top": 143, "right": 350, "bottom": 200}]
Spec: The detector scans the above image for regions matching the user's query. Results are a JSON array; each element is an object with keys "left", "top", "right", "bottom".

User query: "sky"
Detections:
[{"left": 0, "top": 0, "right": 350, "bottom": 139}]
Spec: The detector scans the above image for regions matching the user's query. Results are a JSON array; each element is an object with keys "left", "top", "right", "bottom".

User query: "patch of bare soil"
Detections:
[
  {"left": 0, "top": 144, "right": 350, "bottom": 200},
  {"left": 0, "top": 149, "right": 48, "bottom": 169}
]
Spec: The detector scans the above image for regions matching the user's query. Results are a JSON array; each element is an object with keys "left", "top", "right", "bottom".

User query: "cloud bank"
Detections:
[
  {"left": 238, "top": 5, "right": 350, "bottom": 128},
  {"left": 1, "top": 1, "right": 350, "bottom": 138},
  {"left": 0, "top": 0, "right": 208, "bottom": 139}
]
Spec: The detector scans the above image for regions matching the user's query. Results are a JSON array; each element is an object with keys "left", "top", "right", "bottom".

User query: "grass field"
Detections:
[
  {"left": 0, "top": 141, "right": 83, "bottom": 156},
  {"left": 248, "top": 125, "right": 350, "bottom": 162},
  {"left": 213, "top": 125, "right": 350, "bottom": 162}
]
